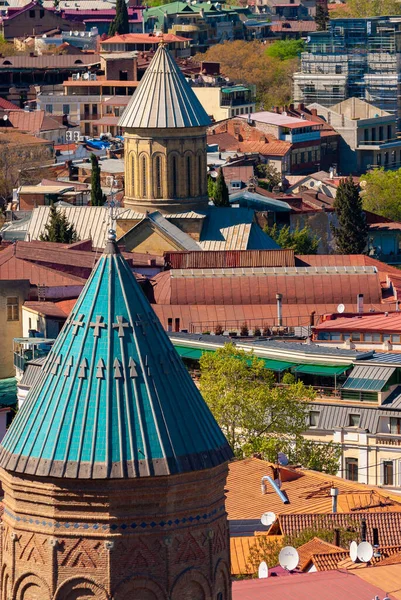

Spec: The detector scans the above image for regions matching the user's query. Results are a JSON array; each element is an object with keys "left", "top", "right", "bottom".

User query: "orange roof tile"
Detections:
[
  {"left": 230, "top": 535, "right": 283, "bottom": 575},
  {"left": 226, "top": 458, "right": 401, "bottom": 522},
  {"left": 297, "top": 537, "right": 343, "bottom": 571},
  {"left": 354, "top": 564, "right": 401, "bottom": 599}
]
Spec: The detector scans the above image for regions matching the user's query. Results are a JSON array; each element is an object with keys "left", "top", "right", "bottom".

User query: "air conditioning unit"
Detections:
[
  {"left": 66, "top": 130, "right": 72, "bottom": 141},
  {"left": 89, "top": 74, "right": 97, "bottom": 81},
  {"left": 72, "top": 74, "right": 79, "bottom": 80},
  {"left": 106, "top": 176, "right": 114, "bottom": 186},
  {"left": 73, "top": 130, "right": 80, "bottom": 142}
]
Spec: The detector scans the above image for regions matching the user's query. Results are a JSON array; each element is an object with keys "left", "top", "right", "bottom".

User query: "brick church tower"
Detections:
[{"left": 0, "top": 233, "right": 233, "bottom": 600}]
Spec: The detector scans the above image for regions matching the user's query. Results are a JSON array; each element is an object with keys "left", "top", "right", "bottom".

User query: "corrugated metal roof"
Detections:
[
  {"left": 0, "top": 55, "right": 98, "bottom": 68},
  {"left": 309, "top": 402, "right": 380, "bottom": 433},
  {"left": 27, "top": 205, "right": 110, "bottom": 249},
  {"left": 19, "top": 360, "right": 46, "bottom": 389},
  {"left": 198, "top": 207, "right": 279, "bottom": 251},
  {"left": 119, "top": 211, "right": 200, "bottom": 251},
  {"left": 119, "top": 43, "right": 210, "bottom": 129},
  {"left": 164, "top": 249, "right": 296, "bottom": 269},
  {"left": 343, "top": 365, "right": 396, "bottom": 391}
]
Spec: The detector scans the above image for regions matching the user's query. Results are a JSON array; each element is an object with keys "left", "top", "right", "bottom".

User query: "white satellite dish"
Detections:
[
  {"left": 357, "top": 541, "right": 373, "bottom": 563},
  {"left": 279, "top": 546, "right": 299, "bottom": 571},
  {"left": 82, "top": 72, "right": 90, "bottom": 80},
  {"left": 258, "top": 561, "right": 268, "bottom": 579},
  {"left": 277, "top": 452, "right": 289, "bottom": 466},
  {"left": 337, "top": 303, "right": 345, "bottom": 314},
  {"left": 261, "top": 511, "right": 276, "bottom": 527},
  {"left": 349, "top": 541, "right": 358, "bottom": 562}
]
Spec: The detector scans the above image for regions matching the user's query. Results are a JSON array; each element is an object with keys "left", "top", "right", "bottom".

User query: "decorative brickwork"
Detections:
[{"left": 0, "top": 463, "right": 231, "bottom": 600}]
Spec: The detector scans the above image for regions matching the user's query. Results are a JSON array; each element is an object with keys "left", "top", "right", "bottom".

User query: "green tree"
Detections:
[
  {"left": 265, "top": 223, "right": 320, "bottom": 254},
  {"left": 90, "top": 153, "right": 104, "bottom": 206},
  {"left": 199, "top": 344, "right": 313, "bottom": 454},
  {"left": 39, "top": 203, "right": 79, "bottom": 243},
  {"left": 255, "top": 163, "right": 281, "bottom": 191},
  {"left": 213, "top": 168, "right": 230, "bottom": 207},
  {"left": 332, "top": 176, "right": 369, "bottom": 254},
  {"left": 109, "top": 0, "right": 129, "bottom": 36},
  {"left": 315, "top": 2, "right": 329, "bottom": 30},
  {"left": 207, "top": 175, "right": 217, "bottom": 200},
  {"left": 361, "top": 167, "right": 401, "bottom": 221},
  {"left": 265, "top": 39, "right": 305, "bottom": 61},
  {"left": 340, "top": 0, "right": 401, "bottom": 17}
]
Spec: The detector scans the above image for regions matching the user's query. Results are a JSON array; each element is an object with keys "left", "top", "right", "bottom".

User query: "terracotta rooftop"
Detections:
[
  {"left": 230, "top": 535, "right": 284, "bottom": 576},
  {"left": 354, "top": 564, "right": 401, "bottom": 599},
  {"left": 23, "top": 301, "right": 70, "bottom": 319},
  {"left": 314, "top": 312, "right": 401, "bottom": 334},
  {"left": 297, "top": 537, "right": 343, "bottom": 571},
  {"left": 0, "top": 97, "right": 21, "bottom": 110},
  {"left": 232, "top": 570, "right": 395, "bottom": 600},
  {"left": 0, "top": 129, "right": 51, "bottom": 146},
  {"left": 226, "top": 458, "right": 401, "bottom": 522}
]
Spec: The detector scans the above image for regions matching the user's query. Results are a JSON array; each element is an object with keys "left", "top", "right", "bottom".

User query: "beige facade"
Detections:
[
  {"left": 192, "top": 87, "right": 256, "bottom": 122},
  {"left": 0, "top": 281, "right": 30, "bottom": 379},
  {"left": 123, "top": 126, "right": 209, "bottom": 214}
]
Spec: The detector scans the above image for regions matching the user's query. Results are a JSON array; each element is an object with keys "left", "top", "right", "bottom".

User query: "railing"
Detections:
[
  {"left": 357, "top": 137, "right": 401, "bottom": 147},
  {"left": 188, "top": 316, "right": 312, "bottom": 336},
  {"left": 220, "top": 96, "right": 256, "bottom": 107},
  {"left": 13, "top": 353, "right": 26, "bottom": 372},
  {"left": 376, "top": 435, "right": 401, "bottom": 447},
  {"left": 81, "top": 113, "right": 99, "bottom": 121}
]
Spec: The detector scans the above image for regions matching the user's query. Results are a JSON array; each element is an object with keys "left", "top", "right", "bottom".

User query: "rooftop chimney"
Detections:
[
  {"left": 357, "top": 294, "right": 364, "bottom": 314},
  {"left": 330, "top": 487, "right": 339, "bottom": 513},
  {"left": 276, "top": 293, "right": 283, "bottom": 327},
  {"left": 361, "top": 518, "right": 367, "bottom": 542}
]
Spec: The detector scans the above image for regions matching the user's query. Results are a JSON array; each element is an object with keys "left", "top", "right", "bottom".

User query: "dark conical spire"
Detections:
[{"left": 0, "top": 236, "right": 232, "bottom": 479}]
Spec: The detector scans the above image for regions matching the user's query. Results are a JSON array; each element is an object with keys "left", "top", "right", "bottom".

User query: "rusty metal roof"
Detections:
[{"left": 164, "top": 249, "right": 296, "bottom": 269}]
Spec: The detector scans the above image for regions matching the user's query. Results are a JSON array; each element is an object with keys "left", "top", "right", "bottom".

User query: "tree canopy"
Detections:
[
  {"left": 361, "top": 167, "right": 401, "bottom": 222},
  {"left": 213, "top": 168, "right": 230, "bottom": 207},
  {"left": 255, "top": 163, "right": 281, "bottom": 191},
  {"left": 39, "top": 204, "right": 79, "bottom": 244},
  {"left": 265, "top": 39, "right": 305, "bottom": 61},
  {"left": 108, "top": 0, "right": 129, "bottom": 35},
  {"left": 331, "top": 0, "right": 401, "bottom": 17},
  {"left": 199, "top": 344, "right": 313, "bottom": 454},
  {"left": 195, "top": 40, "right": 298, "bottom": 110},
  {"left": 315, "top": 2, "right": 329, "bottom": 30},
  {"left": 264, "top": 223, "right": 320, "bottom": 254},
  {"left": 332, "top": 176, "right": 369, "bottom": 254},
  {"left": 90, "top": 153, "right": 104, "bottom": 206}
]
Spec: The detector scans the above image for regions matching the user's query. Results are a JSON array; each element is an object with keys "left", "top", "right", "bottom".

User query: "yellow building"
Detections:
[{"left": 119, "top": 41, "right": 211, "bottom": 214}]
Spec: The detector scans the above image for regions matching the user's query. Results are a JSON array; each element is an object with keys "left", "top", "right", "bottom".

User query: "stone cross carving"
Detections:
[
  {"left": 113, "top": 316, "right": 130, "bottom": 338},
  {"left": 71, "top": 314, "right": 85, "bottom": 335},
  {"left": 90, "top": 315, "right": 106, "bottom": 338}
]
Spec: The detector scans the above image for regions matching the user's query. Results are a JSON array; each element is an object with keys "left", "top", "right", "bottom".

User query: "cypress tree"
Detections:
[
  {"left": 315, "top": 2, "right": 329, "bottom": 31},
  {"left": 331, "top": 175, "right": 369, "bottom": 254},
  {"left": 90, "top": 153, "right": 104, "bottom": 206},
  {"left": 109, "top": 0, "right": 129, "bottom": 36},
  {"left": 39, "top": 204, "right": 79, "bottom": 244},
  {"left": 213, "top": 168, "right": 230, "bottom": 207}
]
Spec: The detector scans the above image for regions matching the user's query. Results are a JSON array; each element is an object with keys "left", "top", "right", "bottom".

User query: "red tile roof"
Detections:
[
  {"left": 102, "top": 33, "right": 188, "bottom": 44},
  {"left": 314, "top": 312, "right": 401, "bottom": 334},
  {"left": 0, "top": 98, "right": 21, "bottom": 110},
  {"left": 152, "top": 270, "right": 383, "bottom": 305},
  {"left": 297, "top": 537, "right": 344, "bottom": 571},
  {"left": 207, "top": 132, "right": 292, "bottom": 157},
  {"left": 270, "top": 20, "right": 317, "bottom": 32},
  {"left": 232, "top": 570, "right": 394, "bottom": 600},
  {"left": 5, "top": 110, "right": 44, "bottom": 134},
  {"left": 24, "top": 300, "right": 70, "bottom": 318}
]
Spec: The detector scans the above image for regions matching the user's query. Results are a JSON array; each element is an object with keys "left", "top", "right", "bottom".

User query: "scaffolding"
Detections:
[{"left": 293, "top": 17, "right": 401, "bottom": 117}]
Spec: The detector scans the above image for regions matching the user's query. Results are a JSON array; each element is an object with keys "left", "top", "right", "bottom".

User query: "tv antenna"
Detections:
[
  {"left": 258, "top": 561, "right": 268, "bottom": 579},
  {"left": 279, "top": 546, "right": 299, "bottom": 571},
  {"left": 261, "top": 511, "right": 276, "bottom": 527},
  {"left": 357, "top": 541, "right": 373, "bottom": 563}
]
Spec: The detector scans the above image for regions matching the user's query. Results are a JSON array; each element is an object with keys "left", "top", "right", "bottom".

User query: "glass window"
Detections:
[
  {"left": 383, "top": 460, "right": 394, "bottom": 485},
  {"left": 45, "top": 104, "right": 53, "bottom": 114},
  {"left": 141, "top": 155, "right": 147, "bottom": 197},
  {"left": 63, "top": 104, "right": 70, "bottom": 115},
  {"left": 6, "top": 297, "right": 19, "bottom": 321},
  {"left": 155, "top": 155, "right": 162, "bottom": 199},
  {"left": 383, "top": 334, "right": 391, "bottom": 342},
  {"left": 330, "top": 333, "right": 342, "bottom": 340},
  {"left": 167, "top": 318, "right": 173, "bottom": 332},
  {"left": 345, "top": 458, "right": 358, "bottom": 482},
  {"left": 390, "top": 417, "right": 401, "bottom": 434},
  {"left": 388, "top": 124, "right": 392, "bottom": 140},
  {"left": 349, "top": 414, "right": 360, "bottom": 427},
  {"left": 198, "top": 153, "right": 202, "bottom": 195},
  {"left": 364, "top": 128, "right": 369, "bottom": 142},
  {"left": 309, "top": 411, "right": 320, "bottom": 427},
  {"left": 171, "top": 155, "right": 178, "bottom": 197},
  {"left": 187, "top": 155, "right": 192, "bottom": 197},
  {"left": 29, "top": 9, "right": 35, "bottom": 16},
  {"left": 392, "top": 335, "right": 401, "bottom": 343}
]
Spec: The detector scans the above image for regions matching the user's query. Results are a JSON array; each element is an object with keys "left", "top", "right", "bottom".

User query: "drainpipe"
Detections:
[
  {"left": 276, "top": 293, "right": 283, "bottom": 327},
  {"left": 357, "top": 293, "right": 364, "bottom": 314},
  {"left": 261, "top": 476, "right": 289, "bottom": 504}
]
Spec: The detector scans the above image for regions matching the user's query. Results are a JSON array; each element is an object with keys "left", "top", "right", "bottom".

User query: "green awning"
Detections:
[
  {"left": 295, "top": 364, "right": 351, "bottom": 377},
  {"left": 342, "top": 365, "right": 395, "bottom": 391},
  {"left": 174, "top": 346, "right": 214, "bottom": 360},
  {"left": 262, "top": 359, "right": 295, "bottom": 373},
  {"left": 221, "top": 85, "right": 250, "bottom": 93}
]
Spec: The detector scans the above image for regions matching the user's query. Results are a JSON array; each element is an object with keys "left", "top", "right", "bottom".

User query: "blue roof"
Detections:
[{"left": 0, "top": 235, "right": 232, "bottom": 479}]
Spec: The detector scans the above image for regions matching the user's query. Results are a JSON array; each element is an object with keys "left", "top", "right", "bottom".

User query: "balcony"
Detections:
[
  {"left": 13, "top": 337, "right": 55, "bottom": 377},
  {"left": 221, "top": 96, "right": 256, "bottom": 107},
  {"left": 376, "top": 434, "right": 401, "bottom": 447},
  {"left": 81, "top": 112, "right": 100, "bottom": 121},
  {"left": 357, "top": 138, "right": 401, "bottom": 149}
]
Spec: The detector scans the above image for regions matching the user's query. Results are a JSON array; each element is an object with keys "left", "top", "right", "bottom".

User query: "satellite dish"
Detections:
[
  {"left": 279, "top": 546, "right": 299, "bottom": 571},
  {"left": 261, "top": 511, "right": 276, "bottom": 527},
  {"left": 337, "top": 303, "right": 345, "bottom": 314},
  {"left": 3, "top": 114, "right": 7, "bottom": 121},
  {"left": 277, "top": 452, "right": 289, "bottom": 466},
  {"left": 258, "top": 561, "right": 268, "bottom": 579},
  {"left": 82, "top": 72, "right": 90, "bottom": 80},
  {"left": 357, "top": 541, "right": 373, "bottom": 563},
  {"left": 349, "top": 541, "right": 358, "bottom": 562}
]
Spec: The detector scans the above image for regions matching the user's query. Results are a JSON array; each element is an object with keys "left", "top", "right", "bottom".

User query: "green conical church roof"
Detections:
[{"left": 0, "top": 235, "right": 232, "bottom": 479}]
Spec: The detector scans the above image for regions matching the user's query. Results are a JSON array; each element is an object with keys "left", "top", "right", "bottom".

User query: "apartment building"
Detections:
[{"left": 294, "top": 17, "right": 401, "bottom": 118}]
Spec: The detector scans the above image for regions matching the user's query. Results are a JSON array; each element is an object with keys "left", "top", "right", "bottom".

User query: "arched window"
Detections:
[
  {"left": 131, "top": 154, "right": 135, "bottom": 195},
  {"left": 171, "top": 155, "right": 178, "bottom": 197},
  {"left": 186, "top": 154, "right": 192, "bottom": 197},
  {"left": 141, "top": 155, "right": 147, "bottom": 198},
  {"left": 155, "top": 155, "right": 162, "bottom": 198},
  {"left": 198, "top": 152, "right": 203, "bottom": 195}
]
